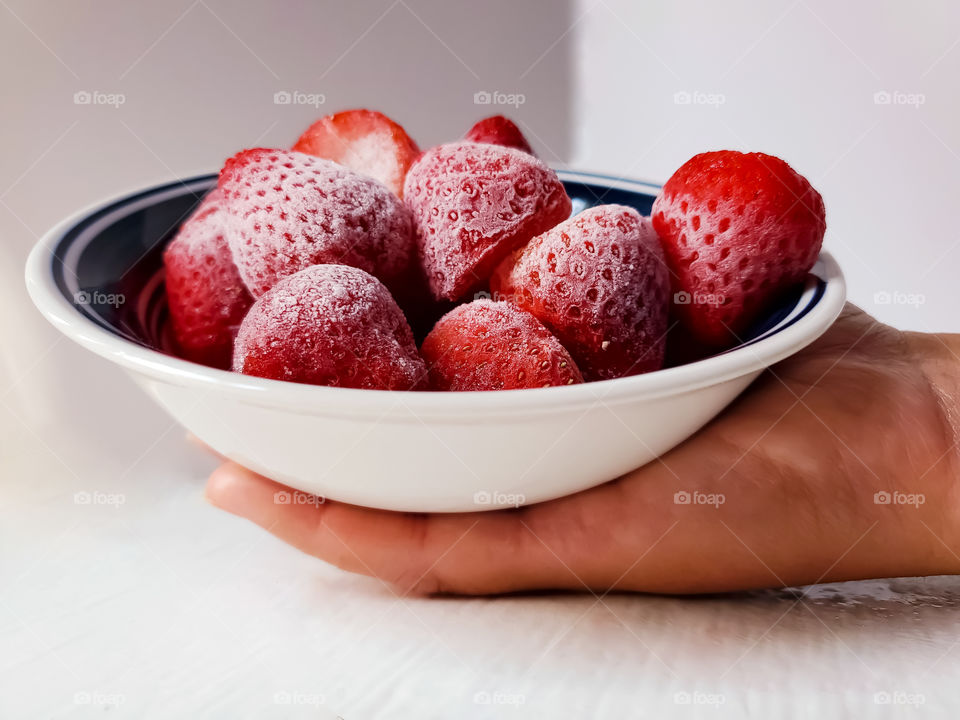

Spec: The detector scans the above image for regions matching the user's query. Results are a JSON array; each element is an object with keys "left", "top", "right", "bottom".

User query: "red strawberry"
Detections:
[
  {"left": 491, "top": 205, "right": 670, "bottom": 380},
  {"left": 404, "top": 141, "right": 571, "bottom": 302},
  {"left": 218, "top": 148, "right": 415, "bottom": 298},
  {"left": 464, "top": 115, "right": 534, "bottom": 155},
  {"left": 233, "top": 264, "right": 426, "bottom": 390},
  {"left": 651, "top": 151, "right": 825, "bottom": 347},
  {"left": 292, "top": 109, "right": 420, "bottom": 198},
  {"left": 421, "top": 300, "right": 583, "bottom": 391},
  {"left": 163, "top": 189, "right": 252, "bottom": 368}
]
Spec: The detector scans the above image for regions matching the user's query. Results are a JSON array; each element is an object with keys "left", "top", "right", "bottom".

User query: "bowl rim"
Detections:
[{"left": 25, "top": 169, "right": 846, "bottom": 419}]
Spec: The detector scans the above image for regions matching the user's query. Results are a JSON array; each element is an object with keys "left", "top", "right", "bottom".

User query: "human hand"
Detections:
[{"left": 205, "top": 305, "right": 960, "bottom": 595}]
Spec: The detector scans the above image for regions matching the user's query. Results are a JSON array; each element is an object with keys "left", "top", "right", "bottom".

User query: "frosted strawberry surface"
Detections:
[
  {"left": 293, "top": 109, "right": 421, "bottom": 198},
  {"left": 491, "top": 205, "right": 671, "bottom": 380},
  {"left": 403, "top": 141, "right": 571, "bottom": 302},
  {"left": 159, "top": 112, "right": 815, "bottom": 394},
  {"left": 233, "top": 264, "right": 426, "bottom": 390},
  {"left": 163, "top": 189, "right": 252, "bottom": 368},
  {"left": 218, "top": 148, "right": 415, "bottom": 297},
  {"left": 421, "top": 300, "right": 583, "bottom": 391}
]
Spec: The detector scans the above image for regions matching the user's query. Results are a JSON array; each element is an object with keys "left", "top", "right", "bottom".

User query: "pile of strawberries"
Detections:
[{"left": 164, "top": 109, "right": 826, "bottom": 391}]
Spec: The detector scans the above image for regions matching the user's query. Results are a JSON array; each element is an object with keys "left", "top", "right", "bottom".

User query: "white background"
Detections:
[{"left": 2, "top": 1, "right": 960, "bottom": 717}]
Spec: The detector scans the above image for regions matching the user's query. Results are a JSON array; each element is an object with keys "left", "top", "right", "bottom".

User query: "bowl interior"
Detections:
[{"left": 48, "top": 172, "right": 818, "bottom": 364}]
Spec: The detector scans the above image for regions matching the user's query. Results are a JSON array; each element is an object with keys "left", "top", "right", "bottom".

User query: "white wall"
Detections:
[{"left": 573, "top": 0, "right": 960, "bottom": 332}]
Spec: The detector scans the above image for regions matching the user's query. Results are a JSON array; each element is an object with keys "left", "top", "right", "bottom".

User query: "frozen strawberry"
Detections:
[
  {"left": 218, "top": 148, "right": 415, "bottom": 298},
  {"left": 491, "top": 205, "right": 670, "bottom": 381},
  {"left": 421, "top": 300, "right": 583, "bottom": 391},
  {"left": 163, "top": 189, "right": 252, "bottom": 368},
  {"left": 464, "top": 115, "right": 534, "bottom": 155},
  {"left": 651, "top": 151, "right": 825, "bottom": 347},
  {"left": 233, "top": 264, "right": 426, "bottom": 390},
  {"left": 404, "top": 141, "right": 571, "bottom": 302},
  {"left": 292, "top": 109, "right": 420, "bottom": 198}
]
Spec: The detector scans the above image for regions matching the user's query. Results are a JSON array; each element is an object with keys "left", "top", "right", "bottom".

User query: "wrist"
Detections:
[
  {"left": 905, "top": 330, "right": 960, "bottom": 449},
  {"left": 905, "top": 329, "right": 960, "bottom": 556}
]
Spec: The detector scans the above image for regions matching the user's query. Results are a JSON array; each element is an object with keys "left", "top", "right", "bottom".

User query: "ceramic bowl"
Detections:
[{"left": 25, "top": 170, "right": 846, "bottom": 511}]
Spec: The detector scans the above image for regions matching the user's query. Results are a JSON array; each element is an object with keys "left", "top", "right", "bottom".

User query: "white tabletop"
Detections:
[{"left": 3, "top": 322, "right": 960, "bottom": 719}]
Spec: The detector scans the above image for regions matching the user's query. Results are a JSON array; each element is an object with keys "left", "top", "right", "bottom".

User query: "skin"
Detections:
[{"left": 206, "top": 306, "right": 960, "bottom": 596}]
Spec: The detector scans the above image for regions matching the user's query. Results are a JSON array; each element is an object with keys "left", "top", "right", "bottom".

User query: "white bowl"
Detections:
[{"left": 25, "top": 171, "right": 846, "bottom": 512}]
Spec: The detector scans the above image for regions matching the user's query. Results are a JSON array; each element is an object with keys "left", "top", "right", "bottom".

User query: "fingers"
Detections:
[
  {"left": 205, "top": 462, "right": 579, "bottom": 595},
  {"left": 202, "top": 453, "right": 823, "bottom": 597},
  {"left": 206, "top": 463, "right": 426, "bottom": 584}
]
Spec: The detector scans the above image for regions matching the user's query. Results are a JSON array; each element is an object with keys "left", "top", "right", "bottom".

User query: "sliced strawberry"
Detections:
[
  {"left": 464, "top": 115, "right": 535, "bottom": 155},
  {"left": 421, "top": 300, "right": 583, "bottom": 391},
  {"left": 292, "top": 109, "right": 420, "bottom": 197},
  {"left": 651, "top": 151, "right": 826, "bottom": 347},
  {"left": 163, "top": 189, "right": 252, "bottom": 368}
]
